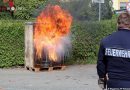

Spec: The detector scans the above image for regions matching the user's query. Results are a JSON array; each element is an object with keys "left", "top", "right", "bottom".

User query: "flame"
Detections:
[{"left": 34, "top": 5, "right": 72, "bottom": 62}]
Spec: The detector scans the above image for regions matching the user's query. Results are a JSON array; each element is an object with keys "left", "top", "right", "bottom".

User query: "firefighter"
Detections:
[{"left": 97, "top": 12, "right": 130, "bottom": 89}]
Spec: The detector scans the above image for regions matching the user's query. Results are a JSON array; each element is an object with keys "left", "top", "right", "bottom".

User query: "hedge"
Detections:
[
  {"left": 0, "top": 20, "right": 24, "bottom": 67},
  {"left": 14, "top": 0, "right": 46, "bottom": 19},
  {"left": 70, "top": 20, "right": 117, "bottom": 64},
  {"left": 0, "top": 19, "right": 117, "bottom": 67}
]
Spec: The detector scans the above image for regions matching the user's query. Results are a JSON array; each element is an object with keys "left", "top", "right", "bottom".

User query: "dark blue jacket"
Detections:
[{"left": 97, "top": 28, "right": 130, "bottom": 88}]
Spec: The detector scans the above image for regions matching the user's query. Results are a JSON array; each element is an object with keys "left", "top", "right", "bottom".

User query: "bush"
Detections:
[
  {"left": 0, "top": 0, "right": 47, "bottom": 19},
  {"left": 71, "top": 20, "right": 117, "bottom": 64},
  {"left": 0, "top": 20, "right": 24, "bottom": 67},
  {"left": 14, "top": 0, "right": 47, "bottom": 19},
  {"left": 0, "top": 12, "right": 13, "bottom": 20}
]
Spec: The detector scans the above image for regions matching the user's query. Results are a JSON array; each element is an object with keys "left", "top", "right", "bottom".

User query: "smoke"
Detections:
[
  {"left": 47, "top": 0, "right": 92, "bottom": 21},
  {"left": 58, "top": 35, "right": 72, "bottom": 60},
  {"left": 45, "top": 35, "right": 72, "bottom": 61}
]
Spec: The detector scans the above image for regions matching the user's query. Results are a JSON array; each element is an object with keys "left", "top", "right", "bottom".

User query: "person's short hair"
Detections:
[{"left": 117, "top": 12, "right": 130, "bottom": 29}]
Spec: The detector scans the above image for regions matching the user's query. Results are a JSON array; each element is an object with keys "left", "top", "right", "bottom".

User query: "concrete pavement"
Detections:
[{"left": 0, "top": 65, "right": 101, "bottom": 90}]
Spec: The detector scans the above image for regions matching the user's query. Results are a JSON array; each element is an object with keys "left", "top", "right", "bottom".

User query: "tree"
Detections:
[
  {"left": 60, "top": 0, "right": 113, "bottom": 21},
  {"left": 91, "top": 0, "right": 113, "bottom": 20}
]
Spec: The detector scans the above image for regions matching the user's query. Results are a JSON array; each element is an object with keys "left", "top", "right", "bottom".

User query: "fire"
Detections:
[{"left": 34, "top": 5, "right": 72, "bottom": 62}]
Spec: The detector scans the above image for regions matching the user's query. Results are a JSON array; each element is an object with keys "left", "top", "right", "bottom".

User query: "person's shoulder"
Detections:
[{"left": 101, "top": 31, "right": 117, "bottom": 43}]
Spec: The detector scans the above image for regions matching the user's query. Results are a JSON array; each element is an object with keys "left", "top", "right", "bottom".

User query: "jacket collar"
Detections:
[{"left": 118, "top": 28, "right": 130, "bottom": 31}]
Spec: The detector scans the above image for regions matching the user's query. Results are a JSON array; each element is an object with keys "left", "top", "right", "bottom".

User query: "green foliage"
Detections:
[
  {"left": 112, "top": 14, "right": 118, "bottom": 19},
  {"left": 0, "top": 0, "right": 4, "bottom": 6},
  {"left": 14, "top": 0, "right": 47, "bottom": 19},
  {"left": 0, "top": 20, "right": 24, "bottom": 67},
  {"left": 71, "top": 19, "right": 117, "bottom": 64},
  {"left": 0, "top": 0, "right": 8, "bottom": 6},
  {"left": 92, "top": 0, "right": 113, "bottom": 20},
  {"left": 60, "top": 0, "right": 113, "bottom": 21},
  {"left": 60, "top": 0, "right": 94, "bottom": 21},
  {"left": 0, "top": 0, "right": 48, "bottom": 19},
  {"left": 0, "top": 0, "right": 11, "bottom": 19},
  {"left": 0, "top": 12, "right": 12, "bottom": 20},
  {"left": 31, "top": 0, "right": 49, "bottom": 18},
  {"left": 0, "top": 19, "right": 117, "bottom": 67},
  {"left": 0, "top": 0, "right": 112, "bottom": 20}
]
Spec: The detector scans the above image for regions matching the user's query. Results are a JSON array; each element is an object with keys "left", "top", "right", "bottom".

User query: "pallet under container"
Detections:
[{"left": 25, "top": 22, "right": 66, "bottom": 72}]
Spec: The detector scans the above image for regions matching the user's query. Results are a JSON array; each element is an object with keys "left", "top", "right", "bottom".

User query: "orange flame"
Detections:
[{"left": 34, "top": 5, "right": 72, "bottom": 62}]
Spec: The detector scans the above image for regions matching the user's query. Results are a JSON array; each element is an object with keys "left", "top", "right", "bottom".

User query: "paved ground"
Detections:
[{"left": 0, "top": 65, "right": 101, "bottom": 90}]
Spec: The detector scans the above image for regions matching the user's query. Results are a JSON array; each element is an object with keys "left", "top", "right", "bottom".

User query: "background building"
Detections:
[{"left": 112, "top": 0, "right": 130, "bottom": 10}]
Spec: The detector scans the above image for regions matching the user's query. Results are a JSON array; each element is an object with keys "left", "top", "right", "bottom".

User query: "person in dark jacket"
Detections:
[{"left": 97, "top": 12, "right": 130, "bottom": 89}]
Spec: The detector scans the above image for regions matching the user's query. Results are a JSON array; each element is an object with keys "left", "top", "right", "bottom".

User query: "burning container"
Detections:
[
  {"left": 25, "top": 5, "right": 72, "bottom": 72},
  {"left": 25, "top": 22, "right": 68, "bottom": 71}
]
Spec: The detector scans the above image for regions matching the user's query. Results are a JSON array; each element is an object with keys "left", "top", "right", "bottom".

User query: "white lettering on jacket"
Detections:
[{"left": 105, "top": 48, "right": 130, "bottom": 58}]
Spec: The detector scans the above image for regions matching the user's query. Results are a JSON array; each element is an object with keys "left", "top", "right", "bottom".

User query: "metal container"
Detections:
[{"left": 25, "top": 22, "right": 65, "bottom": 71}]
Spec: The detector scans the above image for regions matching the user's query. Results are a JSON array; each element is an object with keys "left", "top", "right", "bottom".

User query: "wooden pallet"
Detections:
[
  {"left": 25, "top": 66, "right": 66, "bottom": 72},
  {"left": 25, "top": 66, "right": 39, "bottom": 72}
]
